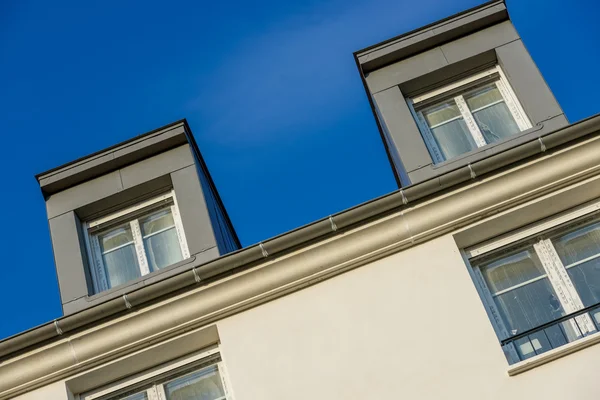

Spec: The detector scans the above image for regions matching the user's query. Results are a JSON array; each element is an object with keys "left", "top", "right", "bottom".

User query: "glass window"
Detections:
[
  {"left": 475, "top": 246, "right": 565, "bottom": 334},
  {"left": 141, "top": 209, "right": 183, "bottom": 272},
  {"left": 464, "top": 84, "right": 520, "bottom": 144},
  {"left": 469, "top": 212, "right": 600, "bottom": 364},
  {"left": 164, "top": 365, "right": 226, "bottom": 400},
  {"left": 422, "top": 100, "right": 477, "bottom": 160},
  {"left": 98, "top": 224, "right": 141, "bottom": 288},
  {"left": 412, "top": 65, "right": 531, "bottom": 164},
  {"left": 87, "top": 192, "right": 189, "bottom": 293},
  {"left": 552, "top": 221, "right": 600, "bottom": 307},
  {"left": 94, "top": 356, "right": 231, "bottom": 400}
]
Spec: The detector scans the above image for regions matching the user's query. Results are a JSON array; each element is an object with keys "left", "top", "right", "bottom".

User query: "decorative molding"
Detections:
[{"left": 3, "top": 135, "right": 600, "bottom": 399}]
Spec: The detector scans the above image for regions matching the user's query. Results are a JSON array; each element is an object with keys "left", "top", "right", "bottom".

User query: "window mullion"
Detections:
[
  {"left": 90, "top": 235, "right": 109, "bottom": 292},
  {"left": 454, "top": 95, "right": 487, "bottom": 148},
  {"left": 495, "top": 66, "right": 532, "bottom": 130},
  {"left": 131, "top": 220, "right": 151, "bottom": 276},
  {"left": 155, "top": 383, "right": 167, "bottom": 400},
  {"left": 534, "top": 239, "right": 596, "bottom": 334},
  {"left": 171, "top": 193, "right": 190, "bottom": 259},
  {"left": 410, "top": 102, "right": 444, "bottom": 163}
]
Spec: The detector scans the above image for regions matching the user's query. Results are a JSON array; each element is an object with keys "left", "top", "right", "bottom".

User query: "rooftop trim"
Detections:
[
  {"left": 3, "top": 113, "right": 600, "bottom": 367},
  {"left": 354, "top": 0, "right": 507, "bottom": 72},
  {"left": 36, "top": 119, "right": 190, "bottom": 196}
]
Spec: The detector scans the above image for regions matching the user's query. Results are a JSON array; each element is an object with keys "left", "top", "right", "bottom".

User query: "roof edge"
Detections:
[
  {"left": 354, "top": 0, "right": 507, "bottom": 72},
  {"left": 3, "top": 113, "right": 600, "bottom": 362},
  {"left": 36, "top": 119, "right": 190, "bottom": 196}
]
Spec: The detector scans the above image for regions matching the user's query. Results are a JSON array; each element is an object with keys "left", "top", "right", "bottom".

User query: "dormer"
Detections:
[
  {"left": 37, "top": 120, "right": 240, "bottom": 315},
  {"left": 355, "top": 0, "right": 567, "bottom": 186}
]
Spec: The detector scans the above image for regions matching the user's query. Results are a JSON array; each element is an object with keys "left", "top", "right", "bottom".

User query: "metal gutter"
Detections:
[{"left": 1, "top": 113, "right": 600, "bottom": 361}]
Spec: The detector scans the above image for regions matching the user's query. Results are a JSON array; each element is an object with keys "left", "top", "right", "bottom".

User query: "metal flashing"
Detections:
[{"left": 354, "top": 0, "right": 507, "bottom": 72}]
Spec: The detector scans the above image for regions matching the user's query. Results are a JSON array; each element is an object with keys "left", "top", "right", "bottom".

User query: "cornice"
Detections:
[{"left": 3, "top": 131, "right": 600, "bottom": 399}]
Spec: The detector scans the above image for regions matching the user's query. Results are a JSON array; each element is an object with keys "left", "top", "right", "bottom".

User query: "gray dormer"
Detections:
[
  {"left": 355, "top": 0, "right": 567, "bottom": 186},
  {"left": 37, "top": 120, "right": 240, "bottom": 315}
]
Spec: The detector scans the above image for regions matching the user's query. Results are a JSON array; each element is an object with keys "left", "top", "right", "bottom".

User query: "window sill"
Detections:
[{"left": 507, "top": 330, "right": 600, "bottom": 376}]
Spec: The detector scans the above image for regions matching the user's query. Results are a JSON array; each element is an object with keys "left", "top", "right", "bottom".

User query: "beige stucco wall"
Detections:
[
  {"left": 12, "top": 381, "right": 72, "bottom": 400},
  {"left": 218, "top": 235, "right": 600, "bottom": 400}
]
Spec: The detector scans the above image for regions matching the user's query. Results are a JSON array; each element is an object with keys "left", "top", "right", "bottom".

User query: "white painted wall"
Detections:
[{"left": 218, "top": 235, "right": 600, "bottom": 400}]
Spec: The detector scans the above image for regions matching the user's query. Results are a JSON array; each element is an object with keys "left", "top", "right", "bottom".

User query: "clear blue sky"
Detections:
[{"left": 0, "top": 0, "right": 597, "bottom": 340}]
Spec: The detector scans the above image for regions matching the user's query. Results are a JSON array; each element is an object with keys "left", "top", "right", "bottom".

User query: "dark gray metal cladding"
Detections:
[
  {"left": 354, "top": 0, "right": 567, "bottom": 187},
  {"left": 35, "top": 120, "right": 240, "bottom": 316}
]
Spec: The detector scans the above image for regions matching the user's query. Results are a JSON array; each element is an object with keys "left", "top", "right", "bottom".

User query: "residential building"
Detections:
[{"left": 2, "top": 1, "right": 600, "bottom": 399}]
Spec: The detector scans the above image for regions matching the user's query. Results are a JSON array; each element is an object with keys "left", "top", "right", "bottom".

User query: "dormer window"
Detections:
[
  {"left": 84, "top": 191, "right": 190, "bottom": 293},
  {"left": 409, "top": 65, "right": 531, "bottom": 164}
]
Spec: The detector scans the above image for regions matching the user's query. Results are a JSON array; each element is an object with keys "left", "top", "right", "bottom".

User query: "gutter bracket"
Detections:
[
  {"left": 400, "top": 189, "right": 408, "bottom": 205},
  {"left": 539, "top": 137, "right": 547, "bottom": 152},
  {"left": 123, "top": 294, "right": 132, "bottom": 310},
  {"left": 54, "top": 320, "right": 63, "bottom": 336},
  {"left": 193, "top": 267, "right": 202, "bottom": 283},
  {"left": 259, "top": 242, "right": 269, "bottom": 258},
  {"left": 329, "top": 216, "right": 338, "bottom": 232},
  {"left": 468, "top": 163, "right": 477, "bottom": 179}
]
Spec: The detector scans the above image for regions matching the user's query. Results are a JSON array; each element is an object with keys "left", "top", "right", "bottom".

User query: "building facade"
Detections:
[{"left": 2, "top": 1, "right": 600, "bottom": 399}]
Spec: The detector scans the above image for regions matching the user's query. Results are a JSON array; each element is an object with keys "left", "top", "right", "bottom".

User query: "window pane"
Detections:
[
  {"left": 423, "top": 101, "right": 461, "bottom": 127},
  {"left": 552, "top": 221, "right": 600, "bottom": 265},
  {"left": 430, "top": 119, "right": 477, "bottom": 161},
  {"left": 480, "top": 248, "right": 546, "bottom": 293},
  {"left": 98, "top": 225, "right": 141, "bottom": 288},
  {"left": 465, "top": 85, "right": 503, "bottom": 110},
  {"left": 421, "top": 100, "right": 478, "bottom": 161},
  {"left": 164, "top": 365, "right": 225, "bottom": 400},
  {"left": 141, "top": 209, "right": 183, "bottom": 271},
  {"left": 471, "top": 102, "right": 520, "bottom": 144},
  {"left": 475, "top": 246, "right": 565, "bottom": 334},
  {"left": 141, "top": 208, "right": 176, "bottom": 235},
  {"left": 552, "top": 220, "right": 600, "bottom": 306},
  {"left": 465, "top": 85, "right": 520, "bottom": 144},
  {"left": 100, "top": 225, "right": 134, "bottom": 252},
  {"left": 494, "top": 279, "right": 564, "bottom": 334}
]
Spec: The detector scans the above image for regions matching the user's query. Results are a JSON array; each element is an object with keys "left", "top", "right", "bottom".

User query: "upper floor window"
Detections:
[
  {"left": 82, "top": 348, "right": 232, "bottom": 400},
  {"left": 85, "top": 191, "right": 190, "bottom": 293},
  {"left": 409, "top": 65, "right": 531, "bottom": 164},
  {"left": 467, "top": 202, "right": 600, "bottom": 364}
]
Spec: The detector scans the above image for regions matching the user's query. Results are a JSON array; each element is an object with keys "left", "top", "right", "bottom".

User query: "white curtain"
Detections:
[
  {"left": 98, "top": 225, "right": 141, "bottom": 288},
  {"left": 141, "top": 209, "right": 183, "bottom": 271}
]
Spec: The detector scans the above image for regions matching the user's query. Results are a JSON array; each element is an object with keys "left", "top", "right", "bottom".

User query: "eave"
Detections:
[{"left": 2, "top": 114, "right": 600, "bottom": 398}]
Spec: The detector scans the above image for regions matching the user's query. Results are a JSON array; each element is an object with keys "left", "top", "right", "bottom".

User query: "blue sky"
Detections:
[{"left": 0, "top": 0, "right": 597, "bottom": 340}]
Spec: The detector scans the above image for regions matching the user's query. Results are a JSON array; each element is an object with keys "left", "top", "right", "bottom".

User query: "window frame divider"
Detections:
[
  {"left": 171, "top": 192, "right": 190, "bottom": 260},
  {"left": 131, "top": 219, "right": 151, "bottom": 276},
  {"left": 495, "top": 65, "right": 532, "bottom": 131},
  {"left": 407, "top": 98, "right": 445, "bottom": 164},
  {"left": 454, "top": 94, "right": 488, "bottom": 147}
]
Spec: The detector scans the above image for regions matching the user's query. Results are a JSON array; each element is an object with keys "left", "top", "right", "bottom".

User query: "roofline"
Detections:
[
  {"left": 35, "top": 119, "right": 189, "bottom": 180},
  {"left": 3, "top": 113, "right": 600, "bottom": 361},
  {"left": 354, "top": 0, "right": 507, "bottom": 73},
  {"left": 353, "top": 53, "right": 402, "bottom": 187},
  {"left": 354, "top": 0, "right": 503, "bottom": 56}
]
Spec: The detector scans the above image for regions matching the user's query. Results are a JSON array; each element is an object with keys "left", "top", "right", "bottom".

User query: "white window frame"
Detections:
[
  {"left": 84, "top": 190, "right": 190, "bottom": 293},
  {"left": 465, "top": 199, "right": 600, "bottom": 360},
  {"left": 81, "top": 347, "right": 234, "bottom": 400},
  {"left": 408, "top": 65, "right": 532, "bottom": 164}
]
